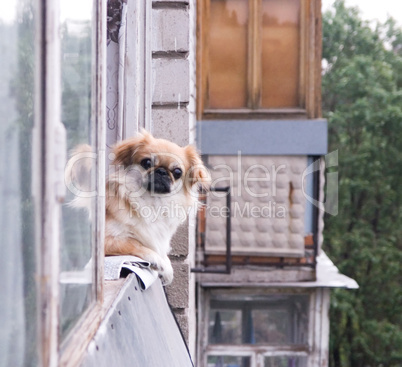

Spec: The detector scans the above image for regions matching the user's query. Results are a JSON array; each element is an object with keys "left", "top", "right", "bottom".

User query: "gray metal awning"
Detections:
[{"left": 197, "top": 119, "right": 328, "bottom": 156}]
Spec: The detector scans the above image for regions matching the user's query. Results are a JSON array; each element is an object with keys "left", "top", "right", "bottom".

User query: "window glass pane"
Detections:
[
  {"left": 208, "top": 0, "right": 248, "bottom": 109},
  {"left": 207, "top": 356, "right": 251, "bottom": 367},
  {"left": 252, "top": 296, "right": 309, "bottom": 345},
  {"left": 209, "top": 294, "right": 309, "bottom": 346},
  {"left": 59, "top": 0, "right": 95, "bottom": 340},
  {"left": 209, "top": 309, "right": 242, "bottom": 344},
  {"left": 0, "top": 0, "right": 37, "bottom": 365},
  {"left": 252, "top": 309, "right": 292, "bottom": 344},
  {"left": 264, "top": 356, "right": 307, "bottom": 367},
  {"left": 252, "top": 298, "right": 308, "bottom": 345},
  {"left": 261, "top": 0, "right": 301, "bottom": 108}
]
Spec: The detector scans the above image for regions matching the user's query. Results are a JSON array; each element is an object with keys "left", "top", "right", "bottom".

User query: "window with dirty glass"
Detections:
[
  {"left": 1, "top": 0, "right": 105, "bottom": 363},
  {"left": 59, "top": 0, "right": 99, "bottom": 341},
  {"left": 208, "top": 295, "right": 308, "bottom": 345},
  {"left": 264, "top": 356, "right": 307, "bottom": 367},
  {"left": 207, "top": 356, "right": 251, "bottom": 367},
  {"left": 0, "top": 0, "right": 38, "bottom": 365},
  {"left": 204, "top": 0, "right": 302, "bottom": 111},
  {"left": 205, "top": 292, "right": 309, "bottom": 367}
]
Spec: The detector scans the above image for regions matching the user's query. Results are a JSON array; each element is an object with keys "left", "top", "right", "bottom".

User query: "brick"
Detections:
[
  {"left": 152, "top": 8, "right": 189, "bottom": 52},
  {"left": 170, "top": 222, "right": 190, "bottom": 257},
  {"left": 172, "top": 310, "right": 189, "bottom": 344},
  {"left": 165, "top": 261, "right": 189, "bottom": 308},
  {"left": 152, "top": 107, "right": 190, "bottom": 146},
  {"left": 152, "top": 58, "right": 189, "bottom": 104}
]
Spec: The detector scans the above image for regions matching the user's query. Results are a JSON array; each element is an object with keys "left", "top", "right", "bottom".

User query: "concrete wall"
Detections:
[
  {"left": 104, "top": 0, "right": 197, "bottom": 354},
  {"left": 151, "top": 0, "right": 196, "bottom": 353}
]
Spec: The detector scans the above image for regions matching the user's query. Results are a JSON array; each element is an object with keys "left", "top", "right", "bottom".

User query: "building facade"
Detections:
[
  {"left": 193, "top": 1, "right": 357, "bottom": 366},
  {"left": 0, "top": 0, "right": 356, "bottom": 366}
]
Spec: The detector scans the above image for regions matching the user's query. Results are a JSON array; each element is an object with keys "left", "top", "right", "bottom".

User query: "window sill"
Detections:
[
  {"left": 202, "top": 108, "right": 308, "bottom": 121},
  {"left": 59, "top": 276, "right": 132, "bottom": 367},
  {"left": 103, "top": 277, "right": 129, "bottom": 314}
]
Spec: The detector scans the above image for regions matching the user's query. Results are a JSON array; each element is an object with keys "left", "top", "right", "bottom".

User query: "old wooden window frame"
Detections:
[
  {"left": 58, "top": 0, "right": 106, "bottom": 364},
  {"left": 35, "top": 0, "right": 106, "bottom": 366},
  {"left": 4, "top": 0, "right": 154, "bottom": 365},
  {"left": 197, "top": 287, "right": 330, "bottom": 367},
  {"left": 59, "top": 0, "right": 154, "bottom": 364},
  {"left": 196, "top": 0, "right": 322, "bottom": 120},
  {"left": 121, "top": 0, "right": 153, "bottom": 134}
]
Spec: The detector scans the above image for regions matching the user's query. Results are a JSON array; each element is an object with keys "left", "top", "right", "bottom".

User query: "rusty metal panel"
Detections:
[{"left": 80, "top": 276, "right": 193, "bottom": 367}]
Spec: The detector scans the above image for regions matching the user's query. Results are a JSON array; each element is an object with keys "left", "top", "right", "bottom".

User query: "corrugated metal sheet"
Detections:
[{"left": 80, "top": 276, "right": 193, "bottom": 367}]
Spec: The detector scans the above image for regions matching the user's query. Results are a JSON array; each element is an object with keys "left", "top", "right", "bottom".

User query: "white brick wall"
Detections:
[
  {"left": 151, "top": 0, "right": 195, "bottom": 349},
  {"left": 152, "top": 8, "right": 189, "bottom": 52},
  {"left": 152, "top": 108, "right": 190, "bottom": 146},
  {"left": 152, "top": 58, "right": 189, "bottom": 104}
]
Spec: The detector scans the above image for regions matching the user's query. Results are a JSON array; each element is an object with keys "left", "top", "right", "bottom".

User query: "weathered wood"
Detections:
[
  {"left": 315, "top": 0, "right": 323, "bottom": 118},
  {"left": 204, "top": 254, "right": 315, "bottom": 267},
  {"left": 310, "top": 288, "right": 330, "bottom": 366},
  {"left": 59, "top": 1, "right": 107, "bottom": 364},
  {"left": 247, "top": 0, "right": 262, "bottom": 109},
  {"left": 38, "top": 0, "right": 62, "bottom": 365},
  {"left": 59, "top": 278, "right": 127, "bottom": 367},
  {"left": 198, "top": 266, "right": 316, "bottom": 285},
  {"left": 202, "top": 108, "right": 308, "bottom": 120},
  {"left": 124, "top": 0, "right": 152, "bottom": 133},
  {"left": 59, "top": 304, "right": 103, "bottom": 367},
  {"left": 197, "top": 286, "right": 331, "bottom": 366},
  {"left": 197, "top": 0, "right": 322, "bottom": 119},
  {"left": 95, "top": 0, "right": 107, "bottom": 308}
]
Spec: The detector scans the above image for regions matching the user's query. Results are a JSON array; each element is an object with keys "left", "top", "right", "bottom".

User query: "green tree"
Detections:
[{"left": 322, "top": 1, "right": 402, "bottom": 366}]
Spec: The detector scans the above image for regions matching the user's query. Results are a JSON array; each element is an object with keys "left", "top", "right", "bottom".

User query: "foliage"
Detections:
[{"left": 322, "top": 1, "right": 402, "bottom": 366}]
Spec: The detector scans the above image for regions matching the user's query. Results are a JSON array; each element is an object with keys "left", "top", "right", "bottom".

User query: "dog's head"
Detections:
[{"left": 111, "top": 131, "right": 210, "bottom": 197}]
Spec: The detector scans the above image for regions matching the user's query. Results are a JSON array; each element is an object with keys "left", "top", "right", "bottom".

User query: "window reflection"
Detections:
[
  {"left": 209, "top": 295, "right": 309, "bottom": 345},
  {"left": 264, "top": 356, "right": 307, "bottom": 367},
  {"left": 209, "top": 309, "right": 242, "bottom": 344},
  {"left": 208, "top": 0, "right": 248, "bottom": 109},
  {"left": 59, "top": 0, "right": 95, "bottom": 340},
  {"left": 261, "top": 0, "right": 301, "bottom": 108},
  {"left": 205, "top": 0, "right": 302, "bottom": 110},
  {"left": 0, "top": 0, "right": 37, "bottom": 365},
  {"left": 207, "top": 356, "right": 251, "bottom": 367}
]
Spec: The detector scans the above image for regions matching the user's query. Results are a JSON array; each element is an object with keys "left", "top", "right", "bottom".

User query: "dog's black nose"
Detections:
[
  {"left": 147, "top": 167, "right": 172, "bottom": 194},
  {"left": 155, "top": 167, "right": 168, "bottom": 176}
]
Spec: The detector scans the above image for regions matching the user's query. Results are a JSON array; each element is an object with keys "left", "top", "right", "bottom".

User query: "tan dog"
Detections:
[{"left": 65, "top": 131, "right": 209, "bottom": 285}]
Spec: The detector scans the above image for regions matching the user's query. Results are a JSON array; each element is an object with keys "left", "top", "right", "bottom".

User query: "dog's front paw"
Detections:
[
  {"left": 147, "top": 254, "right": 174, "bottom": 285},
  {"left": 159, "top": 258, "right": 174, "bottom": 286}
]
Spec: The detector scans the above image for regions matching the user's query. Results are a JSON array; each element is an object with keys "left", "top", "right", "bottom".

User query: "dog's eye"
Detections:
[
  {"left": 140, "top": 158, "right": 152, "bottom": 170},
  {"left": 172, "top": 168, "right": 182, "bottom": 179}
]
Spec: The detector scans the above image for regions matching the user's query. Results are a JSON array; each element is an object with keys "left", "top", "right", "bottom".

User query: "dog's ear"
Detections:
[
  {"left": 138, "top": 129, "right": 153, "bottom": 141},
  {"left": 113, "top": 131, "right": 153, "bottom": 167},
  {"left": 113, "top": 141, "right": 136, "bottom": 168},
  {"left": 184, "top": 145, "right": 211, "bottom": 189}
]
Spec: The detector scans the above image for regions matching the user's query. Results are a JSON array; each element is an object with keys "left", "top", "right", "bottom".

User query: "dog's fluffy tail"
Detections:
[{"left": 64, "top": 144, "right": 95, "bottom": 216}]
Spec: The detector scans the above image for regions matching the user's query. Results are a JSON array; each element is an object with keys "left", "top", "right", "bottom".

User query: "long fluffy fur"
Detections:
[{"left": 65, "top": 131, "right": 210, "bottom": 285}]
